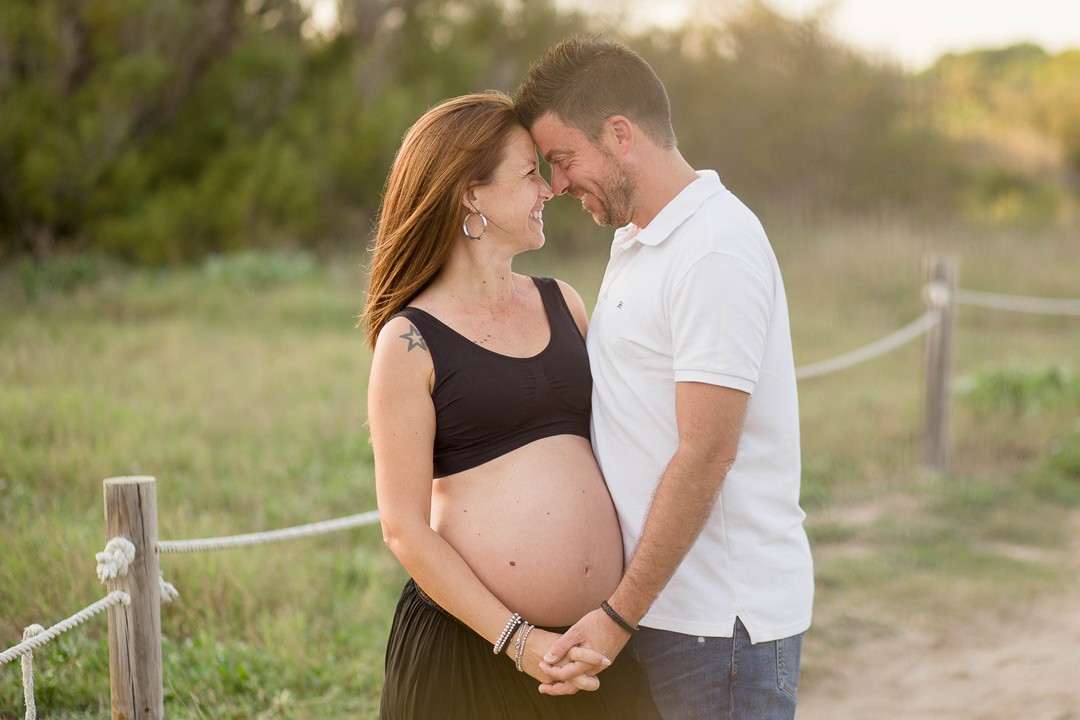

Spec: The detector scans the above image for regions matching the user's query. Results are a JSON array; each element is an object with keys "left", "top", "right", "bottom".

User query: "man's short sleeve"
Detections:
[{"left": 670, "top": 251, "right": 773, "bottom": 393}]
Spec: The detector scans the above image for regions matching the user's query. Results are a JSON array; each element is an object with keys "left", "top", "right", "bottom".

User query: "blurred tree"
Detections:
[
  {"left": 921, "top": 44, "right": 1080, "bottom": 224},
  {"left": 0, "top": 0, "right": 595, "bottom": 262},
  {"left": 637, "top": 2, "right": 963, "bottom": 223},
  {"left": 0, "top": 0, "right": 255, "bottom": 260},
  {"left": 7, "top": 0, "right": 1066, "bottom": 264}
]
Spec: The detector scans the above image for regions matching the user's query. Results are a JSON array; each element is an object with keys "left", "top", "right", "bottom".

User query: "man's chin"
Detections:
[
  {"left": 575, "top": 194, "right": 625, "bottom": 227},
  {"left": 583, "top": 203, "right": 619, "bottom": 227},
  {"left": 590, "top": 210, "right": 628, "bottom": 228}
]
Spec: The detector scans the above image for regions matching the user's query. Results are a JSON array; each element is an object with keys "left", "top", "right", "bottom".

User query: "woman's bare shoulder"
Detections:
[{"left": 371, "top": 314, "right": 434, "bottom": 387}]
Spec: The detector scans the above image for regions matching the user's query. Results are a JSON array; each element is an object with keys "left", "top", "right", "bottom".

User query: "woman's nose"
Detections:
[{"left": 539, "top": 176, "right": 554, "bottom": 201}]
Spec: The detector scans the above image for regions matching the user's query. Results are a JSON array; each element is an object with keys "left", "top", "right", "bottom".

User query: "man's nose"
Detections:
[{"left": 550, "top": 165, "right": 570, "bottom": 196}]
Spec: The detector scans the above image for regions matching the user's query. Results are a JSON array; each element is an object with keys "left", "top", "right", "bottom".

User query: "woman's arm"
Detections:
[{"left": 369, "top": 316, "right": 603, "bottom": 684}]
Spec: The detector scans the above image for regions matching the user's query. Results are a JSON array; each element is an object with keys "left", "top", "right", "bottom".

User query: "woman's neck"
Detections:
[{"left": 431, "top": 246, "right": 524, "bottom": 310}]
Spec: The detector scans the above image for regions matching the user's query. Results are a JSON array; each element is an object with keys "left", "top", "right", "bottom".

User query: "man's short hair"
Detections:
[{"left": 515, "top": 35, "right": 677, "bottom": 149}]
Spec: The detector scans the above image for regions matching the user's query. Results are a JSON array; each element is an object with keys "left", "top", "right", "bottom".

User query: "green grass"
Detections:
[{"left": 2, "top": 224, "right": 1079, "bottom": 717}]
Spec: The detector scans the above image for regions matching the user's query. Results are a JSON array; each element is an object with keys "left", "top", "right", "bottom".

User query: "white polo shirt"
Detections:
[{"left": 588, "top": 171, "right": 813, "bottom": 643}]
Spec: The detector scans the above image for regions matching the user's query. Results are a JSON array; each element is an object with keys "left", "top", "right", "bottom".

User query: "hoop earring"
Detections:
[{"left": 463, "top": 211, "right": 488, "bottom": 240}]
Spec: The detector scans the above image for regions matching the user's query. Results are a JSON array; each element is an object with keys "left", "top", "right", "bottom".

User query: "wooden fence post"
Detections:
[
  {"left": 103, "top": 476, "right": 163, "bottom": 720},
  {"left": 922, "top": 256, "right": 958, "bottom": 474}
]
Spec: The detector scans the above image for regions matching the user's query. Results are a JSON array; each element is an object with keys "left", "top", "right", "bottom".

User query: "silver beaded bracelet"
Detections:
[
  {"left": 493, "top": 612, "right": 523, "bottom": 655},
  {"left": 514, "top": 622, "right": 535, "bottom": 672}
]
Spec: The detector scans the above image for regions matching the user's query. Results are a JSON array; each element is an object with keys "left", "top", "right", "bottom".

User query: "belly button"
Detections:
[{"left": 583, "top": 564, "right": 592, "bottom": 576}]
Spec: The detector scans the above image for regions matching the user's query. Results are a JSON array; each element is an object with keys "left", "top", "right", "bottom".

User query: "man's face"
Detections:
[{"left": 529, "top": 113, "right": 636, "bottom": 228}]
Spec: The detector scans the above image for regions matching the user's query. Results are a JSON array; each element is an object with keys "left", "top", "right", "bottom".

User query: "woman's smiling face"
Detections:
[{"left": 468, "top": 126, "right": 554, "bottom": 250}]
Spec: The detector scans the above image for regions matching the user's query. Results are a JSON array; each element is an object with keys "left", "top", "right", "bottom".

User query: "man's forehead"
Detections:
[{"left": 529, "top": 113, "right": 585, "bottom": 159}]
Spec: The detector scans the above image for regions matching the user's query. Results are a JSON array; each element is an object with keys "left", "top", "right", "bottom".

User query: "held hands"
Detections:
[
  {"left": 515, "top": 627, "right": 610, "bottom": 692},
  {"left": 537, "top": 607, "right": 633, "bottom": 695}
]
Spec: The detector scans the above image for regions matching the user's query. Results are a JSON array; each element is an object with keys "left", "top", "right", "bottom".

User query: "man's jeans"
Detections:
[{"left": 631, "top": 619, "right": 803, "bottom": 720}]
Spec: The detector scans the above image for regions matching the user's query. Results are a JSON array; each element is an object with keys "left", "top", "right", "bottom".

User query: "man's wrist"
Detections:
[{"left": 600, "top": 599, "right": 638, "bottom": 635}]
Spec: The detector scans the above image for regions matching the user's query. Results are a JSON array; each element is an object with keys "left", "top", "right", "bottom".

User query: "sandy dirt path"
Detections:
[{"left": 798, "top": 512, "right": 1080, "bottom": 720}]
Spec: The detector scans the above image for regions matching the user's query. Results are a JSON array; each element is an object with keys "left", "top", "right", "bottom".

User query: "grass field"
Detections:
[{"left": 2, "top": 220, "right": 1079, "bottom": 718}]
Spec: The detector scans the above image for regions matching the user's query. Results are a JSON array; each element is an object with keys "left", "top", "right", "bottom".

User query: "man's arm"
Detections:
[{"left": 539, "top": 381, "right": 748, "bottom": 694}]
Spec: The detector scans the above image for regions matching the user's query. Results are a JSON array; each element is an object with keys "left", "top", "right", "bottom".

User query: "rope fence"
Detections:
[
  {"left": 956, "top": 289, "right": 1080, "bottom": 316},
  {"left": 20, "top": 626, "right": 41, "bottom": 720},
  {"left": 2, "top": 499, "right": 381, "bottom": 719},
  {"left": 158, "top": 509, "right": 382, "bottom": 555},
  {"left": 0, "top": 593, "right": 131, "bottom": 667},
  {"left": 794, "top": 310, "right": 941, "bottom": 380},
  {"left": 4, "top": 255, "right": 1078, "bottom": 719},
  {"left": 1, "top": 592, "right": 131, "bottom": 720},
  {"left": 791, "top": 281, "right": 1079, "bottom": 382}
]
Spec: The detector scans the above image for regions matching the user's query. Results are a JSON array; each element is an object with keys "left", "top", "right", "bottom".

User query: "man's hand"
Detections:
[
  {"left": 536, "top": 607, "right": 632, "bottom": 695},
  {"left": 516, "top": 627, "right": 609, "bottom": 692}
]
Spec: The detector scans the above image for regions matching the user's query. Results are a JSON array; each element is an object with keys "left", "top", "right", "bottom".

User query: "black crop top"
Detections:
[{"left": 394, "top": 276, "right": 592, "bottom": 477}]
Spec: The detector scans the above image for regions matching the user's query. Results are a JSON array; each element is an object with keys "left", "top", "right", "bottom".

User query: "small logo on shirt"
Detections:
[{"left": 616, "top": 301, "right": 624, "bottom": 309}]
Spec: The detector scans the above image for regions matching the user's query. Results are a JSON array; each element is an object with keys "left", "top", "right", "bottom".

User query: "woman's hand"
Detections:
[{"left": 513, "top": 627, "right": 610, "bottom": 692}]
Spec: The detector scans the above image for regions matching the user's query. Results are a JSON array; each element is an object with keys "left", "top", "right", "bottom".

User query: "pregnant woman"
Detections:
[{"left": 361, "top": 92, "right": 656, "bottom": 719}]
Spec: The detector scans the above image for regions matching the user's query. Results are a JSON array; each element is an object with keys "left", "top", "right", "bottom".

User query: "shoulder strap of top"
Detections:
[
  {"left": 532, "top": 276, "right": 584, "bottom": 342},
  {"left": 393, "top": 306, "right": 437, "bottom": 339},
  {"left": 391, "top": 306, "right": 451, "bottom": 376}
]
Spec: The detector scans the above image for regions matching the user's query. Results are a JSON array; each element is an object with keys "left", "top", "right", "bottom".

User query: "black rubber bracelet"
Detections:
[{"left": 600, "top": 600, "right": 638, "bottom": 635}]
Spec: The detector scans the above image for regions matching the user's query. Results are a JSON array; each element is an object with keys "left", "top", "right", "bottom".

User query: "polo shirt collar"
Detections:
[{"left": 613, "top": 170, "right": 725, "bottom": 248}]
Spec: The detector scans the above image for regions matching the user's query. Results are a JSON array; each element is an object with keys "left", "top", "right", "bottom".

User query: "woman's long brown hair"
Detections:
[{"left": 361, "top": 92, "right": 520, "bottom": 349}]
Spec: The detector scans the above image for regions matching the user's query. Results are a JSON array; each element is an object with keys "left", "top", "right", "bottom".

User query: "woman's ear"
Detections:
[{"left": 461, "top": 187, "right": 479, "bottom": 213}]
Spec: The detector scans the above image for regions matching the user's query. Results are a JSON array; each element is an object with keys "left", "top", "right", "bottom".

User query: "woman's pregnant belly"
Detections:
[{"left": 430, "top": 435, "right": 625, "bottom": 627}]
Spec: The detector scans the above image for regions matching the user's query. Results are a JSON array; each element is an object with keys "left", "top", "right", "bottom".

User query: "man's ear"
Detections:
[{"left": 606, "top": 116, "right": 634, "bottom": 157}]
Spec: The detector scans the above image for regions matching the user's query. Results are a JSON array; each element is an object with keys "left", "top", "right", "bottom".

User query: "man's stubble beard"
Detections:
[
  {"left": 572, "top": 152, "right": 636, "bottom": 228},
  {"left": 595, "top": 165, "right": 635, "bottom": 227}
]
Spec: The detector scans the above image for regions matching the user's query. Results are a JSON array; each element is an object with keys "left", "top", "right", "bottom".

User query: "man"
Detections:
[{"left": 514, "top": 36, "right": 814, "bottom": 720}]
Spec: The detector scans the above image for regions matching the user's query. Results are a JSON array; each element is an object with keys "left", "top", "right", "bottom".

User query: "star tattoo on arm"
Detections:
[{"left": 399, "top": 323, "right": 428, "bottom": 352}]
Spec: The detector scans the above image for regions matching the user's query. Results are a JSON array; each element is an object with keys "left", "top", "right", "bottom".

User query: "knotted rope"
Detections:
[
  {"left": 160, "top": 572, "right": 179, "bottom": 603},
  {"left": 1, "top": 538, "right": 144, "bottom": 718},
  {"left": 95, "top": 537, "right": 136, "bottom": 583},
  {"left": 20, "top": 624, "right": 44, "bottom": 720}
]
